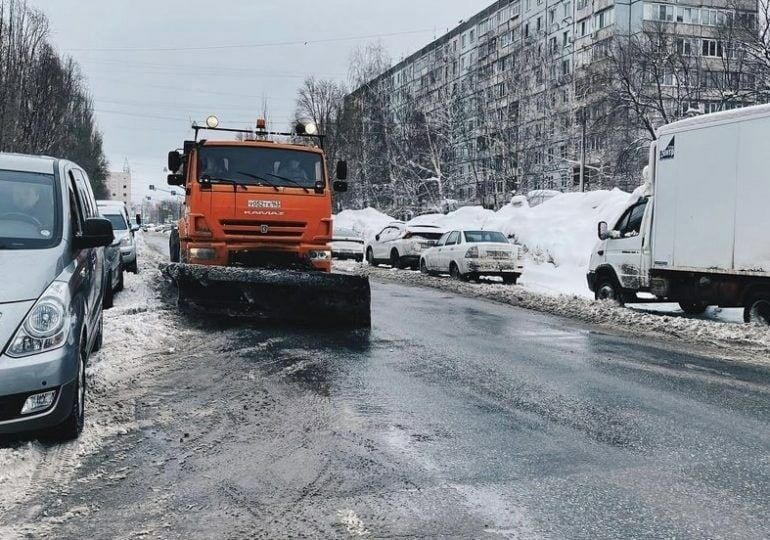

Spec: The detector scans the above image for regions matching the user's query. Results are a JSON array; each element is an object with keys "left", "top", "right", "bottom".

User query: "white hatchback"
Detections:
[
  {"left": 420, "top": 229, "right": 524, "bottom": 284},
  {"left": 366, "top": 222, "right": 444, "bottom": 269}
]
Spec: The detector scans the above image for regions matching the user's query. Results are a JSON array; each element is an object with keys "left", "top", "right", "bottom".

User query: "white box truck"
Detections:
[{"left": 587, "top": 104, "right": 770, "bottom": 324}]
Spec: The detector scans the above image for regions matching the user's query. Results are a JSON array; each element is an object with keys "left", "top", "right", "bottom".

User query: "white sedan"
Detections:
[
  {"left": 419, "top": 229, "right": 525, "bottom": 284},
  {"left": 331, "top": 227, "right": 364, "bottom": 261},
  {"left": 366, "top": 222, "right": 445, "bottom": 269}
]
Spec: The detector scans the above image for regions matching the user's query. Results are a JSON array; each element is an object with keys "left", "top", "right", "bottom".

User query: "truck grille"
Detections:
[{"left": 220, "top": 220, "right": 307, "bottom": 241}]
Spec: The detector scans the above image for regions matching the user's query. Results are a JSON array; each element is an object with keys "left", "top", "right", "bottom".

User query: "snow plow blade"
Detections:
[{"left": 160, "top": 263, "right": 371, "bottom": 328}]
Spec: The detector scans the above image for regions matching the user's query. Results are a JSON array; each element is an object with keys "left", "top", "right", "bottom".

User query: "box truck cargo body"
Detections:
[{"left": 587, "top": 104, "right": 770, "bottom": 324}]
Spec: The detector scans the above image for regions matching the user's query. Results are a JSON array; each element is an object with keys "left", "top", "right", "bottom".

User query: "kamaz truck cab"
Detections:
[{"left": 163, "top": 117, "right": 371, "bottom": 328}]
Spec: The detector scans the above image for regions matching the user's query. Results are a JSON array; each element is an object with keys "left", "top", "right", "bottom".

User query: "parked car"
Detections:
[
  {"left": 331, "top": 227, "right": 364, "bottom": 261},
  {"left": 0, "top": 153, "right": 114, "bottom": 441},
  {"left": 420, "top": 229, "right": 525, "bottom": 284},
  {"left": 97, "top": 200, "right": 139, "bottom": 273},
  {"left": 366, "top": 222, "right": 444, "bottom": 269}
]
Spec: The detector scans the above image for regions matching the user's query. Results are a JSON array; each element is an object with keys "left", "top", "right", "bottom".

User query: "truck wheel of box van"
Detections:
[
  {"left": 594, "top": 273, "right": 625, "bottom": 305},
  {"left": 46, "top": 332, "right": 87, "bottom": 442},
  {"left": 744, "top": 293, "right": 770, "bottom": 325}
]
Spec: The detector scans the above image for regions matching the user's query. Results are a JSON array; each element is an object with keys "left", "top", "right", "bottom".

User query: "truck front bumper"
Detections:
[{"left": 586, "top": 271, "right": 597, "bottom": 292}]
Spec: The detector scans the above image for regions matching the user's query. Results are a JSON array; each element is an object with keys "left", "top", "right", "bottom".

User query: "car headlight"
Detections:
[
  {"left": 7, "top": 282, "right": 72, "bottom": 358},
  {"left": 120, "top": 236, "right": 133, "bottom": 247},
  {"left": 465, "top": 246, "right": 479, "bottom": 259}
]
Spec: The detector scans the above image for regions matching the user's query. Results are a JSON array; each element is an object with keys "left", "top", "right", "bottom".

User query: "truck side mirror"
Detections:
[
  {"left": 336, "top": 160, "right": 348, "bottom": 180},
  {"left": 598, "top": 221, "right": 609, "bottom": 240},
  {"left": 168, "top": 174, "right": 185, "bottom": 187},
  {"left": 168, "top": 150, "right": 183, "bottom": 173},
  {"left": 333, "top": 180, "right": 348, "bottom": 193}
]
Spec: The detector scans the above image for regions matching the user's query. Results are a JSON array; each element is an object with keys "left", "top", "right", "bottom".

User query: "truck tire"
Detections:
[
  {"left": 169, "top": 230, "right": 180, "bottom": 263},
  {"left": 744, "top": 293, "right": 770, "bottom": 325},
  {"left": 595, "top": 274, "right": 624, "bottom": 305},
  {"left": 679, "top": 301, "right": 708, "bottom": 315}
]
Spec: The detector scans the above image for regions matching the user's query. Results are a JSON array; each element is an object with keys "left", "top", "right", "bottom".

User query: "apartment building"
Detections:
[
  {"left": 345, "top": 0, "right": 760, "bottom": 207},
  {"left": 105, "top": 170, "right": 132, "bottom": 206}
]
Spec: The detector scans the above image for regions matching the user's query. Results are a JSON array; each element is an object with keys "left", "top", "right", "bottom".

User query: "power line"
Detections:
[{"left": 65, "top": 28, "right": 434, "bottom": 53}]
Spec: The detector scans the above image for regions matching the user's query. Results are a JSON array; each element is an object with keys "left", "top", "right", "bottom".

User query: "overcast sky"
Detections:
[{"left": 28, "top": 0, "right": 491, "bottom": 203}]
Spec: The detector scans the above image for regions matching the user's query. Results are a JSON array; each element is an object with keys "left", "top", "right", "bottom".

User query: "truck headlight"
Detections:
[
  {"left": 7, "top": 282, "right": 72, "bottom": 358},
  {"left": 309, "top": 250, "right": 331, "bottom": 260},
  {"left": 189, "top": 247, "right": 217, "bottom": 261}
]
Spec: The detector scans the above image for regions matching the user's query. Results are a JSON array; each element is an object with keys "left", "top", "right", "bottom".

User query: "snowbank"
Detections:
[{"left": 333, "top": 208, "right": 394, "bottom": 240}]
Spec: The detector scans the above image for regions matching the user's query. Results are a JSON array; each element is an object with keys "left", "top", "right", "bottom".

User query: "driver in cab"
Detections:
[
  {"left": 278, "top": 159, "right": 309, "bottom": 183},
  {"left": 1, "top": 182, "right": 52, "bottom": 237}
]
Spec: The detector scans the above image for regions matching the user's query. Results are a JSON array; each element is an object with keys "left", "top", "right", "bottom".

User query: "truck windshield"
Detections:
[
  {"left": 198, "top": 146, "right": 323, "bottom": 189},
  {"left": 0, "top": 170, "right": 60, "bottom": 249}
]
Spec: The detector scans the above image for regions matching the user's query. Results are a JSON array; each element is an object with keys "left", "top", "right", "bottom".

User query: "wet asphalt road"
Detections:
[{"left": 8, "top": 234, "right": 770, "bottom": 539}]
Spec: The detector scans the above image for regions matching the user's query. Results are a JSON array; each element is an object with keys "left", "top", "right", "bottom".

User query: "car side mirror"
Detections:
[
  {"left": 598, "top": 221, "right": 609, "bottom": 240},
  {"left": 135, "top": 214, "right": 142, "bottom": 226},
  {"left": 168, "top": 173, "right": 185, "bottom": 187},
  {"left": 131, "top": 225, "right": 141, "bottom": 233},
  {"left": 336, "top": 160, "right": 348, "bottom": 180},
  {"left": 168, "top": 150, "right": 183, "bottom": 173},
  {"left": 74, "top": 217, "right": 114, "bottom": 249},
  {"left": 333, "top": 180, "right": 348, "bottom": 193}
]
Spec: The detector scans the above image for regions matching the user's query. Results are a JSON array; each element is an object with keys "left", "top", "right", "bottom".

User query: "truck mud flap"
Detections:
[{"left": 160, "top": 263, "right": 371, "bottom": 328}]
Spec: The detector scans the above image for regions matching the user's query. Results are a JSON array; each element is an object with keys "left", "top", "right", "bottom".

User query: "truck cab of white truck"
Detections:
[{"left": 588, "top": 103, "right": 770, "bottom": 324}]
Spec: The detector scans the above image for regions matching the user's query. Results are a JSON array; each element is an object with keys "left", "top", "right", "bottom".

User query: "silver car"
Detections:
[
  {"left": 0, "top": 154, "right": 113, "bottom": 440},
  {"left": 97, "top": 201, "right": 139, "bottom": 273}
]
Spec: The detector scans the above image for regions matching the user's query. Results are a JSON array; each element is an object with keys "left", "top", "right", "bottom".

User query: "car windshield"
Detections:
[
  {"left": 464, "top": 231, "right": 509, "bottom": 244},
  {"left": 198, "top": 146, "right": 323, "bottom": 189},
  {"left": 102, "top": 213, "right": 128, "bottom": 231},
  {"left": 334, "top": 228, "right": 358, "bottom": 238},
  {"left": 0, "top": 170, "right": 60, "bottom": 249}
]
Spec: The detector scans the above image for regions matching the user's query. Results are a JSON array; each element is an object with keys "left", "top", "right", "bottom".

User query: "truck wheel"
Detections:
[
  {"left": 116, "top": 266, "right": 124, "bottom": 292},
  {"left": 503, "top": 274, "right": 519, "bottom": 285},
  {"left": 169, "top": 230, "right": 180, "bottom": 263},
  {"left": 679, "top": 301, "right": 708, "bottom": 315},
  {"left": 595, "top": 274, "right": 624, "bottom": 305},
  {"left": 744, "top": 294, "right": 770, "bottom": 325}
]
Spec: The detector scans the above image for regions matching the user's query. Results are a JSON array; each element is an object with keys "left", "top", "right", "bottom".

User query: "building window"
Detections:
[
  {"left": 524, "top": 22, "right": 530, "bottom": 37},
  {"left": 645, "top": 4, "right": 674, "bottom": 22},
  {"left": 578, "top": 18, "right": 590, "bottom": 36},
  {"left": 562, "top": 59, "right": 571, "bottom": 75},
  {"left": 595, "top": 7, "right": 614, "bottom": 29},
  {"left": 536, "top": 16, "right": 542, "bottom": 32},
  {"left": 563, "top": 30, "right": 571, "bottom": 46},
  {"left": 470, "top": 29, "right": 475, "bottom": 43},
  {"left": 702, "top": 39, "right": 723, "bottom": 57},
  {"left": 563, "top": 1, "right": 572, "bottom": 17},
  {"left": 676, "top": 7, "right": 699, "bottom": 24},
  {"left": 676, "top": 38, "right": 692, "bottom": 56},
  {"left": 512, "top": 1, "right": 521, "bottom": 17},
  {"left": 549, "top": 8, "right": 556, "bottom": 24}
]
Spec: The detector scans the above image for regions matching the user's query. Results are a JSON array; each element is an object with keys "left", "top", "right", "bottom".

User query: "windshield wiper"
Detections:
[
  {"left": 263, "top": 172, "right": 311, "bottom": 193},
  {"left": 200, "top": 175, "right": 249, "bottom": 192},
  {"left": 236, "top": 171, "right": 281, "bottom": 192}
]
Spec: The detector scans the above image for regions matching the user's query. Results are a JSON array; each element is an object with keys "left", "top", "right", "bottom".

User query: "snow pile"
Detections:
[
  {"left": 333, "top": 208, "right": 394, "bottom": 240},
  {"left": 408, "top": 206, "right": 496, "bottom": 230}
]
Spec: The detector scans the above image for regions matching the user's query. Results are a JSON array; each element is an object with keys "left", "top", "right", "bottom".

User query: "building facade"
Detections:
[
  {"left": 105, "top": 170, "right": 132, "bottom": 206},
  {"left": 345, "top": 0, "right": 760, "bottom": 209}
]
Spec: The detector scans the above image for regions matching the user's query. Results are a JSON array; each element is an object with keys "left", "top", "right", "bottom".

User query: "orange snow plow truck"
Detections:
[{"left": 161, "top": 118, "right": 371, "bottom": 328}]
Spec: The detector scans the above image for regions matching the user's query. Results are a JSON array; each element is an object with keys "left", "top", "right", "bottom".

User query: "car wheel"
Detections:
[
  {"left": 366, "top": 248, "right": 375, "bottom": 266},
  {"left": 420, "top": 259, "right": 430, "bottom": 275},
  {"left": 390, "top": 249, "right": 403, "bottom": 269},
  {"left": 127, "top": 261, "right": 139, "bottom": 274},
  {"left": 503, "top": 274, "right": 519, "bottom": 285},
  {"left": 450, "top": 262, "right": 468, "bottom": 282},
  {"left": 116, "top": 266, "right": 125, "bottom": 292},
  {"left": 103, "top": 273, "right": 114, "bottom": 309},
  {"left": 46, "top": 339, "right": 86, "bottom": 442},
  {"left": 679, "top": 301, "right": 708, "bottom": 315},
  {"left": 595, "top": 274, "right": 624, "bottom": 305},
  {"left": 92, "top": 315, "right": 103, "bottom": 353},
  {"left": 744, "top": 293, "right": 770, "bottom": 325}
]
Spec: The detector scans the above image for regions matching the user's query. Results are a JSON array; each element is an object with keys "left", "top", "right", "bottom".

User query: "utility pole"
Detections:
[{"left": 579, "top": 111, "right": 587, "bottom": 193}]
